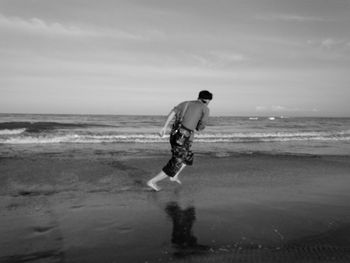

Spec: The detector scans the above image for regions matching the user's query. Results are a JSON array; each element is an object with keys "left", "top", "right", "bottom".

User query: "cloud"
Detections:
[
  {"left": 0, "top": 13, "right": 93, "bottom": 36},
  {"left": 255, "top": 106, "right": 267, "bottom": 111},
  {"left": 210, "top": 51, "right": 247, "bottom": 63},
  {"left": 255, "top": 14, "right": 328, "bottom": 22},
  {"left": 187, "top": 50, "right": 248, "bottom": 68},
  {"left": 0, "top": 13, "right": 143, "bottom": 39},
  {"left": 3, "top": 53, "right": 240, "bottom": 81},
  {"left": 321, "top": 38, "right": 341, "bottom": 49},
  {"left": 307, "top": 38, "right": 350, "bottom": 50},
  {"left": 271, "top": 105, "right": 289, "bottom": 111}
]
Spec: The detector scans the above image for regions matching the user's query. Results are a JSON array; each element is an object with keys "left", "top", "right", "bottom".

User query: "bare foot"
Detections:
[
  {"left": 170, "top": 176, "right": 182, "bottom": 185},
  {"left": 147, "top": 181, "right": 161, "bottom": 191}
]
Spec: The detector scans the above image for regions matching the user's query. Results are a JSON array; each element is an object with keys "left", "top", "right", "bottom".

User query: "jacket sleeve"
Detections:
[{"left": 196, "top": 107, "right": 209, "bottom": 131}]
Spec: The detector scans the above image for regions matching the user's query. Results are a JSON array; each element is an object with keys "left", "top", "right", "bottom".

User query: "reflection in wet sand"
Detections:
[{"left": 165, "top": 201, "right": 210, "bottom": 257}]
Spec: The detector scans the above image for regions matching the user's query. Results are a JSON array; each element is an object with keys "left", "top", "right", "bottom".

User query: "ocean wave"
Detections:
[
  {"left": 0, "top": 128, "right": 26, "bottom": 135},
  {"left": 197, "top": 130, "right": 350, "bottom": 138},
  {"left": 0, "top": 121, "right": 108, "bottom": 133},
  {"left": 0, "top": 130, "right": 349, "bottom": 144},
  {"left": 0, "top": 134, "right": 166, "bottom": 144}
]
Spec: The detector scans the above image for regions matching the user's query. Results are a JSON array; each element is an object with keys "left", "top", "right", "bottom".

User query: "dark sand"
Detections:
[{"left": 0, "top": 146, "right": 350, "bottom": 263}]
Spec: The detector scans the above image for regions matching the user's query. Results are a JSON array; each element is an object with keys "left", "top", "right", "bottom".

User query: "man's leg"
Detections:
[
  {"left": 170, "top": 142, "right": 192, "bottom": 185},
  {"left": 170, "top": 163, "right": 186, "bottom": 184},
  {"left": 147, "top": 141, "right": 189, "bottom": 191},
  {"left": 147, "top": 171, "right": 167, "bottom": 191},
  {"left": 147, "top": 157, "right": 183, "bottom": 191}
]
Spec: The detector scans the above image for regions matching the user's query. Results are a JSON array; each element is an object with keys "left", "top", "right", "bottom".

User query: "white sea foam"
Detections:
[
  {"left": 0, "top": 134, "right": 167, "bottom": 144},
  {"left": 0, "top": 128, "right": 26, "bottom": 135},
  {"left": 196, "top": 130, "right": 350, "bottom": 139},
  {"left": 0, "top": 130, "right": 349, "bottom": 144}
]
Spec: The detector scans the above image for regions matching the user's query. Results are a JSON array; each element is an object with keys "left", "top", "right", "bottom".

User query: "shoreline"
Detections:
[{"left": 1, "top": 141, "right": 350, "bottom": 158}]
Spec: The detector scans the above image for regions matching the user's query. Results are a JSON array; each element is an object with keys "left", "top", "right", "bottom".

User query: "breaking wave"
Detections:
[
  {"left": 0, "top": 128, "right": 26, "bottom": 135},
  {"left": 1, "top": 130, "right": 349, "bottom": 144},
  {"left": 0, "top": 121, "right": 107, "bottom": 133}
]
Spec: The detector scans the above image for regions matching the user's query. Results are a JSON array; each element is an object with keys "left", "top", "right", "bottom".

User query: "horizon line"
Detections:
[{"left": 0, "top": 112, "right": 349, "bottom": 118}]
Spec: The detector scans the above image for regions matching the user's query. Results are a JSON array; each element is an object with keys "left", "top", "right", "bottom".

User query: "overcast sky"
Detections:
[{"left": 1, "top": 0, "right": 349, "bottom": 116}]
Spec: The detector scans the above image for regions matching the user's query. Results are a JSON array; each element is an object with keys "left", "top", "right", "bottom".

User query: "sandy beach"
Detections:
[
  {"left": 0, "top": 145, "right": 349, "bottom": 263},
  {"left": 2, "top": 0, "right": 350, "bottom": 260}
]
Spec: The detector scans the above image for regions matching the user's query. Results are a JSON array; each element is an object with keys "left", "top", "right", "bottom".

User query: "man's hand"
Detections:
[
  {"left": 158, "top": 110, "right": 175, "bottom": 138},
  {"left": 158, "top": 127, "right": 166, "bottom": 138}
]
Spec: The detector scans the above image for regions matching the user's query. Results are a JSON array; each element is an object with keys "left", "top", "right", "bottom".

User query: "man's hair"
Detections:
[{"left": 198, "top": 90, "right": 213, "bottom": 100}]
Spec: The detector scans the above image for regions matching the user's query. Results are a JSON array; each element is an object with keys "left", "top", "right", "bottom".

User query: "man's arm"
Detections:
[
  {"left": 159, "top": 110, "right": 176, "bottom": 137},
  {"left": 196, "top": 107, "right": 209, "bottom": 131}
]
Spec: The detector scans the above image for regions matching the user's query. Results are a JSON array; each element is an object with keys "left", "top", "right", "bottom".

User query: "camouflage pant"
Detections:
[{"left": 162, "top": 126, "right": 194, "bottom": 177}]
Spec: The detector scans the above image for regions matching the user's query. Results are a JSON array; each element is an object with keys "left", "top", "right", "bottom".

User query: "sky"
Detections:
[{"left": 0, "top": 0, "right": 349, "bottom": 116}]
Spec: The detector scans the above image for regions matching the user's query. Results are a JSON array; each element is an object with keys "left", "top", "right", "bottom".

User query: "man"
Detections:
[{"left": 147, "top": 90, "right": 213, "bottom": 191}]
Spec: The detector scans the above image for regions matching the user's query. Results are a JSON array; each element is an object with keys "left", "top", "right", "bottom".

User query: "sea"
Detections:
[{"left": 1, "top": 113, "right": 350, "bottom": 156}]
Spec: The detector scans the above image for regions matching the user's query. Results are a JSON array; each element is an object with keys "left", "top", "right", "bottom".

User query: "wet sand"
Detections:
[{"left": 0, "top": 147, "right": 350, "bottom": 263}]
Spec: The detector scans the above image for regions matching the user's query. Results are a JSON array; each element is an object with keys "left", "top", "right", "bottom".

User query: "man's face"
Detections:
[{"left": 202, "top": 99, "right": 210, "bottom": 105}]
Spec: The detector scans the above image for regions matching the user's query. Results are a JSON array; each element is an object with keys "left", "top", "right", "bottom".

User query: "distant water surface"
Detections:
[{"left": 1, "top": 114, "right": 349, "bottom": 155}]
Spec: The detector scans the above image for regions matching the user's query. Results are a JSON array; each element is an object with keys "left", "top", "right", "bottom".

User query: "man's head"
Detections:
[{"left": 198, "top": 90, "right": 213, "bottom": 105}]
